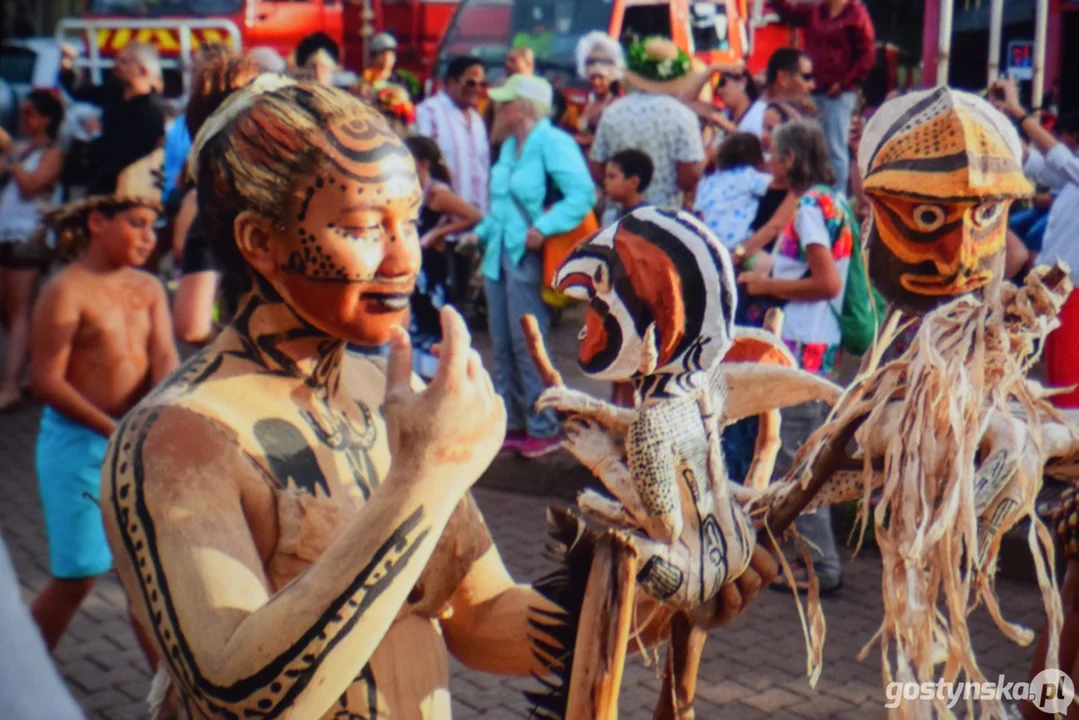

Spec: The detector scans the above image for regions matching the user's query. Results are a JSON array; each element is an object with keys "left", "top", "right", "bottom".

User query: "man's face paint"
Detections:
[
  {"left": 268, "top": 112, "right": 422, "bottom": 346},
  {"left": 859, "top": 87, "right": 1033, "bottom": 312}
]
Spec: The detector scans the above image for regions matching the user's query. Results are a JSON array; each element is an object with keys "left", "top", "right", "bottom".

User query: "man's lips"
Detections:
[{"left": 364, "top": 291, "right": 412, "bottom": 310}]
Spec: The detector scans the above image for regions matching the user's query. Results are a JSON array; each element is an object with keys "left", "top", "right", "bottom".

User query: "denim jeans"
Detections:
[
  {"left": 772, "top": 400, "right": 842, "bottom": 587},
  {"left": 485, "top": 250, "right": 559, "bottom": 439},
  {"left": 814, "top": 91, "right": 857, "bottom": 197}
]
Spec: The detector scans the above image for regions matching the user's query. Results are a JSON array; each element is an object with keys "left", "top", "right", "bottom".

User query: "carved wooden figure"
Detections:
[
  {"left": 522, "top": 207, "right": 843, "bottom": 718},
  {"left": 751, "top": 88, "right": 1079, "bottom": 719}
]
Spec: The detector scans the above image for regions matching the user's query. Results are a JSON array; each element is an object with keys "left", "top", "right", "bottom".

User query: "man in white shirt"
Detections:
[{"left": 415, "top": 56, "right": 491, "bottom": 216}]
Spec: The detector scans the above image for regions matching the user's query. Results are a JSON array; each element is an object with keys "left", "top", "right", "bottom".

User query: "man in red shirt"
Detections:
[{"left": 773, "top": 0, "right": 876, "bottom": 196}]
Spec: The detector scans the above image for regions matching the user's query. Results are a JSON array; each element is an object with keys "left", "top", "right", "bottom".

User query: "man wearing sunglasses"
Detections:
[
  {"left": 416, "top": 56, "right": 492, "bottom": 307},
  {"left": 773, "top": 0, "right": 876, "bottom": 196}
]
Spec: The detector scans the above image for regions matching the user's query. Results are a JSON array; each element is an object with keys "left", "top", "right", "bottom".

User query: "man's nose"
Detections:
[{"left": 378, "top": 221, "right": 421, "bottom": 278}]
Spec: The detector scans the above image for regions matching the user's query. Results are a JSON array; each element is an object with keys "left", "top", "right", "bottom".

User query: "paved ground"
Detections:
[{"left": 0, "top": 305, "right": 1059, "bottom": 718}]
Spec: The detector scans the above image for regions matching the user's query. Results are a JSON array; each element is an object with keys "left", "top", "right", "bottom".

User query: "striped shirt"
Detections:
[{"left": 415, "top": 91, "right": 490, "bottom": 216}]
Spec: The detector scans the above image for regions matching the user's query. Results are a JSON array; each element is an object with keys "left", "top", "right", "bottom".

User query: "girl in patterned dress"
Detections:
[
  {"left": 404, "top": 136, "right": 482, "bottom": 379},
  {"left": 738, "top": 118, "right": 854, "bottom": 594}
]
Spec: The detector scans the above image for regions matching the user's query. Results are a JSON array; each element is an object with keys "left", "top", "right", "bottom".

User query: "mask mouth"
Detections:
[{"left": 900, "top": 269, "right": 993, "bottom": 296}]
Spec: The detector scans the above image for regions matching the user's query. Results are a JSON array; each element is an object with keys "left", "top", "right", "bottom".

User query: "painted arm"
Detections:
[
  {"left": 147, "top": 278, "right": 180, "bottom": 386},
  {"left": 29, "top": 278, "right": 116, "bottom": 438},
  {"left": 10, "top": 146, "right": 63, "bottom": 198},
  {"left": 104, "top": 409, "right": 463, "bottom": 719},
  {"left": 103, "top": 319, "right": 505, "bottom": 718},
  {"left": 442, "top": 533, "right": 673, "bottom": 677}
]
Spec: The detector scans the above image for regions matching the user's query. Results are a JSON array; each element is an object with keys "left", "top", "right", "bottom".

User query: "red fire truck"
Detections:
[{"left": 56, "top": 0, "right": 459, "bottom": 97}]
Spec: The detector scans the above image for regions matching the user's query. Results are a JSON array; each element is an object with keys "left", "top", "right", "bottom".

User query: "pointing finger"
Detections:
[
  {"left": 384, "top": 326, "right": 414, "bottom": 404},
  {"left": 434, "top": 306, "right": 471, "bottom": 386}
]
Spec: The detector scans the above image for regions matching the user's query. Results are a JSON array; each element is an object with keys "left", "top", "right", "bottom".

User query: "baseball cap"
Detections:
[
  {"left": 371, "top": 33, "right": 397, "bottom": 54},
  {"left": 487, "top": 73, "right": 553, "bottom": 113}
]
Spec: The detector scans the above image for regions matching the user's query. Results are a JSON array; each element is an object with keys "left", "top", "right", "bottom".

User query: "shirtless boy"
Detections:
[{"left": 29, "top": 148, "right": 179, "bottom": 652}]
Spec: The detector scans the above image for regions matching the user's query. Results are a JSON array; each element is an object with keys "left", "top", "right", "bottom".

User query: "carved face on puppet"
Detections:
[
  {"left": 191, "top": 77, "right": 423, "bottom": 347},
  {"left": 858, "top": 87, "right": 1033, "bottom": 312},
  {"left": 554, "top": 206, "right": 736, "bottom": 383}
]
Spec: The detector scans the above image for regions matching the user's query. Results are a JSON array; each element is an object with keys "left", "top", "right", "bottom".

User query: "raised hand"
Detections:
[{"left": 383, "top": 306, "right": 506, "bottom": 490}]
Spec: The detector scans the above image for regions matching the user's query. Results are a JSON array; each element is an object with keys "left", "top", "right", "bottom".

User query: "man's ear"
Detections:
[{"left": 234, "top": 211, "right": 277, "bottom": 279}]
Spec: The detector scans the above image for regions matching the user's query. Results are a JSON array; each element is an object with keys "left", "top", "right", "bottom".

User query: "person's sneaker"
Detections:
[
  {"left": 520, "top": 435, "right": 562, "bottom": 460},
  {"left": 501, "top": 429, "right": 526, "bottom": 454}
]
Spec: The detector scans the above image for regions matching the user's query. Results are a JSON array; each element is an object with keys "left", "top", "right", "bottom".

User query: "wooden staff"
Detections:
[{"left": 744, "top": 308, "right": 785, "bottom": 491}]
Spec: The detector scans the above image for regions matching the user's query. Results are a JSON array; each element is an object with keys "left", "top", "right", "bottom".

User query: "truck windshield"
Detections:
[
  {"left": 440, "top": 0, "right": 614, "bottom": 83},
  {"left": 88, "top": 0, "right": 244, "bottom": 17}
]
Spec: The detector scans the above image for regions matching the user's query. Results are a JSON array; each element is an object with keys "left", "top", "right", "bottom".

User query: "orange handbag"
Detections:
[{"left": 540, "top": 209, "right": 598, "bottom": 308}]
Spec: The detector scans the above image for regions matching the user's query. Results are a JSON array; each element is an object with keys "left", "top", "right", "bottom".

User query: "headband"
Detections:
[{"left": 186, "top": 73, "right": 298, "bottom": 182}]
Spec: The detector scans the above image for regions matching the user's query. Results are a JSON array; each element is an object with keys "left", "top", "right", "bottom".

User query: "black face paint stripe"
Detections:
[
  {"left": 323, "top": 155, "right": 418, "bottom": 186},
  {"left": 669, "top": 212, "right": 735, "bottom": 337},
  {"left": 868, "top": 151, "right": 1022, "bottom": 178},
  {"left": 325, "top": 129, "right": 413, "bottom": 165}
]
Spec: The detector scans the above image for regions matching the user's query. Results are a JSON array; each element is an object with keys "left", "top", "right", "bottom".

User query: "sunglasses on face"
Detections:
[
  {"left": 462, "top": 78, "right": 486, "bottom": 89},
  {"left": 717, "top": 73, "right": 744, "bottom": 87}
]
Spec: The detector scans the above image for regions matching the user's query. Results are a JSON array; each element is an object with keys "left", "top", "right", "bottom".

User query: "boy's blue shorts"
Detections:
[{"left": 35, "top": 407, "right": 112, "bottom": 580}]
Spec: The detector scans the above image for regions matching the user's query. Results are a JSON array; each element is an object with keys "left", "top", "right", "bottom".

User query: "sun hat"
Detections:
[
  {"left": 487, "top": 73, "right": 554, "bottom": 114},
  {"left": 625, "top": 36, "right": 712, "bottom": 98},
  {"left": 37, "top": 148, "right": 165, "bottom": 261}
]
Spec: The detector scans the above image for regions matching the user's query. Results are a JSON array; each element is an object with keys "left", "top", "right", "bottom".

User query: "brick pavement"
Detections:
[{"left": 0, "top": 307, "right": 1058, "bottom": 718}]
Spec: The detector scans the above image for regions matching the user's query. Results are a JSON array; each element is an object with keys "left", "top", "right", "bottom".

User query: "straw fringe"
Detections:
[{"left": 763, "top": 265, "right": 1070, "bottom": 717}]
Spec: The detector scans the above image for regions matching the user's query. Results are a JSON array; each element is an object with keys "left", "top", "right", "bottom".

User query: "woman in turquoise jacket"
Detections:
[{"left": 476, "top": 74, "right": 596, "bottom": 459}]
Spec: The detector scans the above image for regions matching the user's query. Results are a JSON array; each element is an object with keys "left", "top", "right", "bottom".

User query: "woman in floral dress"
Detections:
[{"left": 737, "top": 118, "right": 854, "bottom": 594}]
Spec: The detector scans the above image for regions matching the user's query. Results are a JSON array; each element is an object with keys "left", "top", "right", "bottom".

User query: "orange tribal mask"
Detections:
[{"left": 858, "top": 87, "right": 1033, "bottom": 311}]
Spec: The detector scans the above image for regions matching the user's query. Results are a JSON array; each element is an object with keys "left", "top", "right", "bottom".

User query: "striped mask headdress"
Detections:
[
  {"left": 858, "top": 86, "right": 1033, "bottom": 312},
  {"left": 555, "top": 206, "right": 736, "bottom": 383}
]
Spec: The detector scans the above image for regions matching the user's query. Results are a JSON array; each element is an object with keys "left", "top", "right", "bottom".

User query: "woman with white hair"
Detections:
[{"left": 573, "top": 31, "right": 624, "bottom": 152}]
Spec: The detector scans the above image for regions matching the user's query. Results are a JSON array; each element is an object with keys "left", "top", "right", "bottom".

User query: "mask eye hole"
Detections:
[
  {"left": 592, "top": 263, "right": 610, "bottom": 294},
  {"left": 971, "top": 202, "right": 1003, "bottom": 228},
  {"left": 912, "top": 204, "right": 946, "bottom": 232}
]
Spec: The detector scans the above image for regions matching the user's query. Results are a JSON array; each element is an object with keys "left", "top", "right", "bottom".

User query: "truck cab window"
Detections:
[{"left": 620, "top": 5, "right": 672, "bottom": 48}]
